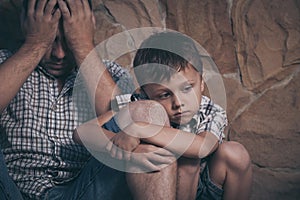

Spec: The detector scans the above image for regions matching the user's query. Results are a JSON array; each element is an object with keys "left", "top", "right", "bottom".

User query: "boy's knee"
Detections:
[
  {"left": 218, "top": 141, "right": 251, "bottom": 172},
  {"left": 116, "top": 100, "right": 170, "bottom": 129}
]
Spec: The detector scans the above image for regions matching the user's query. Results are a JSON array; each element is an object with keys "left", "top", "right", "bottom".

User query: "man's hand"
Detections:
[
  {"left": 127, "top": 144, "right": 176, "bottom": 173},
  {"left": 106, "top": 132, "right": 140, "bottom": 161},
  {"left": 58, "top": 0, "right": 95, "bottom": 58},
  {"left": 22, "top": 0, "right": 61, "bottom": 49}
]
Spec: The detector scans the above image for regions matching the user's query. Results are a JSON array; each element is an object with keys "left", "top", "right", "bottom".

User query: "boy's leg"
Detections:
[
  {"left": 208, "top": 141, "right": 252, "bottom": 200},
  {"left": 0, "top": 150, "right": 23, "bottom": 200},
  {"left": 123, "top": 100, "right": 177, "bottom": 200},
  {"left": 176, "top": 157, "right": 201, "bottom": 200},
  {"left": 126, "top": 161, "right": 177, "bottom": 200}
]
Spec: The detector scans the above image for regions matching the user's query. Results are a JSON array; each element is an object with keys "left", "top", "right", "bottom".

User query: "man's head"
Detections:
[
  {"left": 21, "top": 0, "right": 93, "bottom": 79},
  {"left": 22, "top": 0, "right": 93, "bottom": 12},
  {"left": 133, "top": 32, "right": 204, "bottom": 125}
]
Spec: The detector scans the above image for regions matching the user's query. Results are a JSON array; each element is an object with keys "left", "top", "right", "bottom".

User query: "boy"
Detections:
[{"left": 106, "top": 31, "right": 252, "bottom": 200}]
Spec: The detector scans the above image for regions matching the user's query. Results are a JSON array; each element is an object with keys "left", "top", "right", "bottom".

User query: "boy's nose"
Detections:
[{"left": 172, "top": 95, "right": 183, "bottom": 110}]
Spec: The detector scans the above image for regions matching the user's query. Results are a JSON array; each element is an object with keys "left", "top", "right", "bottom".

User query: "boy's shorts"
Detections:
[
  {"left": 104, "top": 117, "right": 223, "bottom": 200},
  {"left": 196, "top": 160, "right": 223, "bottom": 200}
]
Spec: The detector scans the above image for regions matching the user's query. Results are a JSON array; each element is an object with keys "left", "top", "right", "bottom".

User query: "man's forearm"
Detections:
[
  {"left": 0, "top": 43, "right": 48, "bottom": 113},
  {"left": 76, "top": 49, "right": 120, "bottom": 116},
  {"left": 78, "top": 51, "right": 120, "bottom": 117},
  {"left": 73, "top": 110, "right": 116, "bottom": 146}
]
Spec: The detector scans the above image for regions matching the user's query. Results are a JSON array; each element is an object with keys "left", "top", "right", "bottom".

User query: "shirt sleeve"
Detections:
[
  {"left": 102, "top": 60, "right": 135, "bottom": 95},
  {"left": 0, "top": 49, "right": 12, "bottom": 64},
  {"left": 196, "top": 96, "right": 228, "bottom": 143}
]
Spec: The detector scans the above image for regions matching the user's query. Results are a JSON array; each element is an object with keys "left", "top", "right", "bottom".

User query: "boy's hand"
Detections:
[
  {"left": 127, "top": 144, "right": 176, "bottom": 172},
  {"left": 58, "top": 0, "right": 95, "bottom": 58},
  {"left": 106, "top": 132, "right": 140, "bottom": 161},
  {"left": 22, "top": 0, "right": 61, "bottom": 49}
]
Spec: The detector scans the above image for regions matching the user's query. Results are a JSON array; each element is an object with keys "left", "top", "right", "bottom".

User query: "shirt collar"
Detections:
[{"left": 36, "top": 65, "right": 84, "bottom": 86}]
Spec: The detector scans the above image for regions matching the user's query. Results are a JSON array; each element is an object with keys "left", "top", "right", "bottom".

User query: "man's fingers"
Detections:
[
  {"left": 44, "top": 0, "right": 58, "bottom": 16},
  {"left": 52, "top": 8, "right": 61, "bottom": 21},
  {"left": 58, "top": 0, "right": 70, "bottom": 17},
  {"left": 27, "top": 0, "right": 36, "bottom": 16},
  {"left": 82, "top": 0, "right": 91, "bottom": 12},
  {"left": 64, "top": 0, "right": 81, "bottom": 15},
  {"left": 35, "top": 0, "right": 47, "bottom": 16}
]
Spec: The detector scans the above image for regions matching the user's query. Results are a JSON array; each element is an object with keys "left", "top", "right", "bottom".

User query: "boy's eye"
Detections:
[
  {"left": 182, "top": 84, "right": 193, "bottom": 93},
  {"left": 157, "top": 92, "right": 171, "bottom": 99}
]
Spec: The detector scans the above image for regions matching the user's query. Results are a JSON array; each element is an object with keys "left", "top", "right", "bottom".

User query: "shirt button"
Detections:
[
  {"left": 53, "top": 136, "right": 59, "bottom": 140},
  {"left": 52, "top": 104, "right": 57, "bottom": 111}
]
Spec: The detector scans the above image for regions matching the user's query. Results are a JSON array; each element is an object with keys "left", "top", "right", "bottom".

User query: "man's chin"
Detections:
[{"left": 46, "top": 69, "right": 71, "bottom": 79}]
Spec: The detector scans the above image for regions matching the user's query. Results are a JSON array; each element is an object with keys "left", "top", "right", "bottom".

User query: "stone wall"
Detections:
[{"left": 0, "top": 0, "right": 299, "bottom": 199}]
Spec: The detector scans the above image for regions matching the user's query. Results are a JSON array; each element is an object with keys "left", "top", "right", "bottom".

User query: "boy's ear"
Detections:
[{"left": 200, "top": 77, "right": 205, "bottom": 93}]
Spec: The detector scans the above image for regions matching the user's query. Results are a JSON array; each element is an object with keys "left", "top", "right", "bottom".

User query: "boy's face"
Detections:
[{"left": 143, "top": 64, "right": 204, "bottom": 125}]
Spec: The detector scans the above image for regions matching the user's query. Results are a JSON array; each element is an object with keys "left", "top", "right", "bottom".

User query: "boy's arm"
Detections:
[
  {"left": 73, "top": 111, "right": 174, "bottom": 172},
  {"left": 124, "top": 123, "right": 218, "bottom": 158},
  {"left": 119, "top": 97, "right": 227, "bottom": 158}
]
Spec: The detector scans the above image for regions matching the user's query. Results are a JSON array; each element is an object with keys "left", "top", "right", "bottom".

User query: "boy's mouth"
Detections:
[{"left": 173, "top": 111, "right": 190, "bottom": 118}]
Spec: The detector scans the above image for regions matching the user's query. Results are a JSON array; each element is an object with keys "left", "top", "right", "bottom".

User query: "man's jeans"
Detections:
[
  {"left": 0, "top": 149, "right": 132, "bottom": 200},
  {"left": 43, "top": 119, "right": 133, "bottom": 200},
  {"left": 1, "top": 119, "right": 132, "bottom": 200},
  {"left": 43, "top": 158, "right": 132, "bottom": 200},
  {"left": 0, "top": 150, "right": 23, "bottom": 200}
]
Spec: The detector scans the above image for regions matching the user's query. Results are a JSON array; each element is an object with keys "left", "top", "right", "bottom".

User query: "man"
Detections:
[{"left": 0, "top": 0, "right": 176, "bottom": 199}]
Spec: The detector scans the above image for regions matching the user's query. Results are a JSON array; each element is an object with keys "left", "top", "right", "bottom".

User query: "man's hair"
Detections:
[
  {"left": 133, "top": 31, "right": 203, "bottom": 87},
  {"left": 22, "top": 0, "right": 93, "bottom": 11}
]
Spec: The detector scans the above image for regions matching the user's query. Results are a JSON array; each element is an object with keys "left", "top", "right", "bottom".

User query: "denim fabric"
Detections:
[
  {"left": 0, "top": 150, "right": 23, "bottom": 200},
  {"left": 196, "top": 164, "right": 223, "bottom": 200},
  {"left": 42, "top": 119, "right": 132, "bottom": 200},
  {"left": 43, "top": 158, "right": 132, "bottom": 200},
  {"left": 103, "top": 117, "right": 121, "bottom": 133}
]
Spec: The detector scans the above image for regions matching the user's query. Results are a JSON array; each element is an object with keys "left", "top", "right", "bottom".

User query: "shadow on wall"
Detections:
[{"left": 0, "top": 1, "right": 24, "bottom": 51}]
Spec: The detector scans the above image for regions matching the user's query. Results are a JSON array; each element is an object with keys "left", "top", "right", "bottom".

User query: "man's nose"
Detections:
[{"left": 52, "top": 42, "right": 66, "bottom": 59}]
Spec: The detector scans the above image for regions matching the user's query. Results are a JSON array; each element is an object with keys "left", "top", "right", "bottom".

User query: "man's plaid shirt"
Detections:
[{"left": 0, "top": 49, "right": 134, "bottom": 199}]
